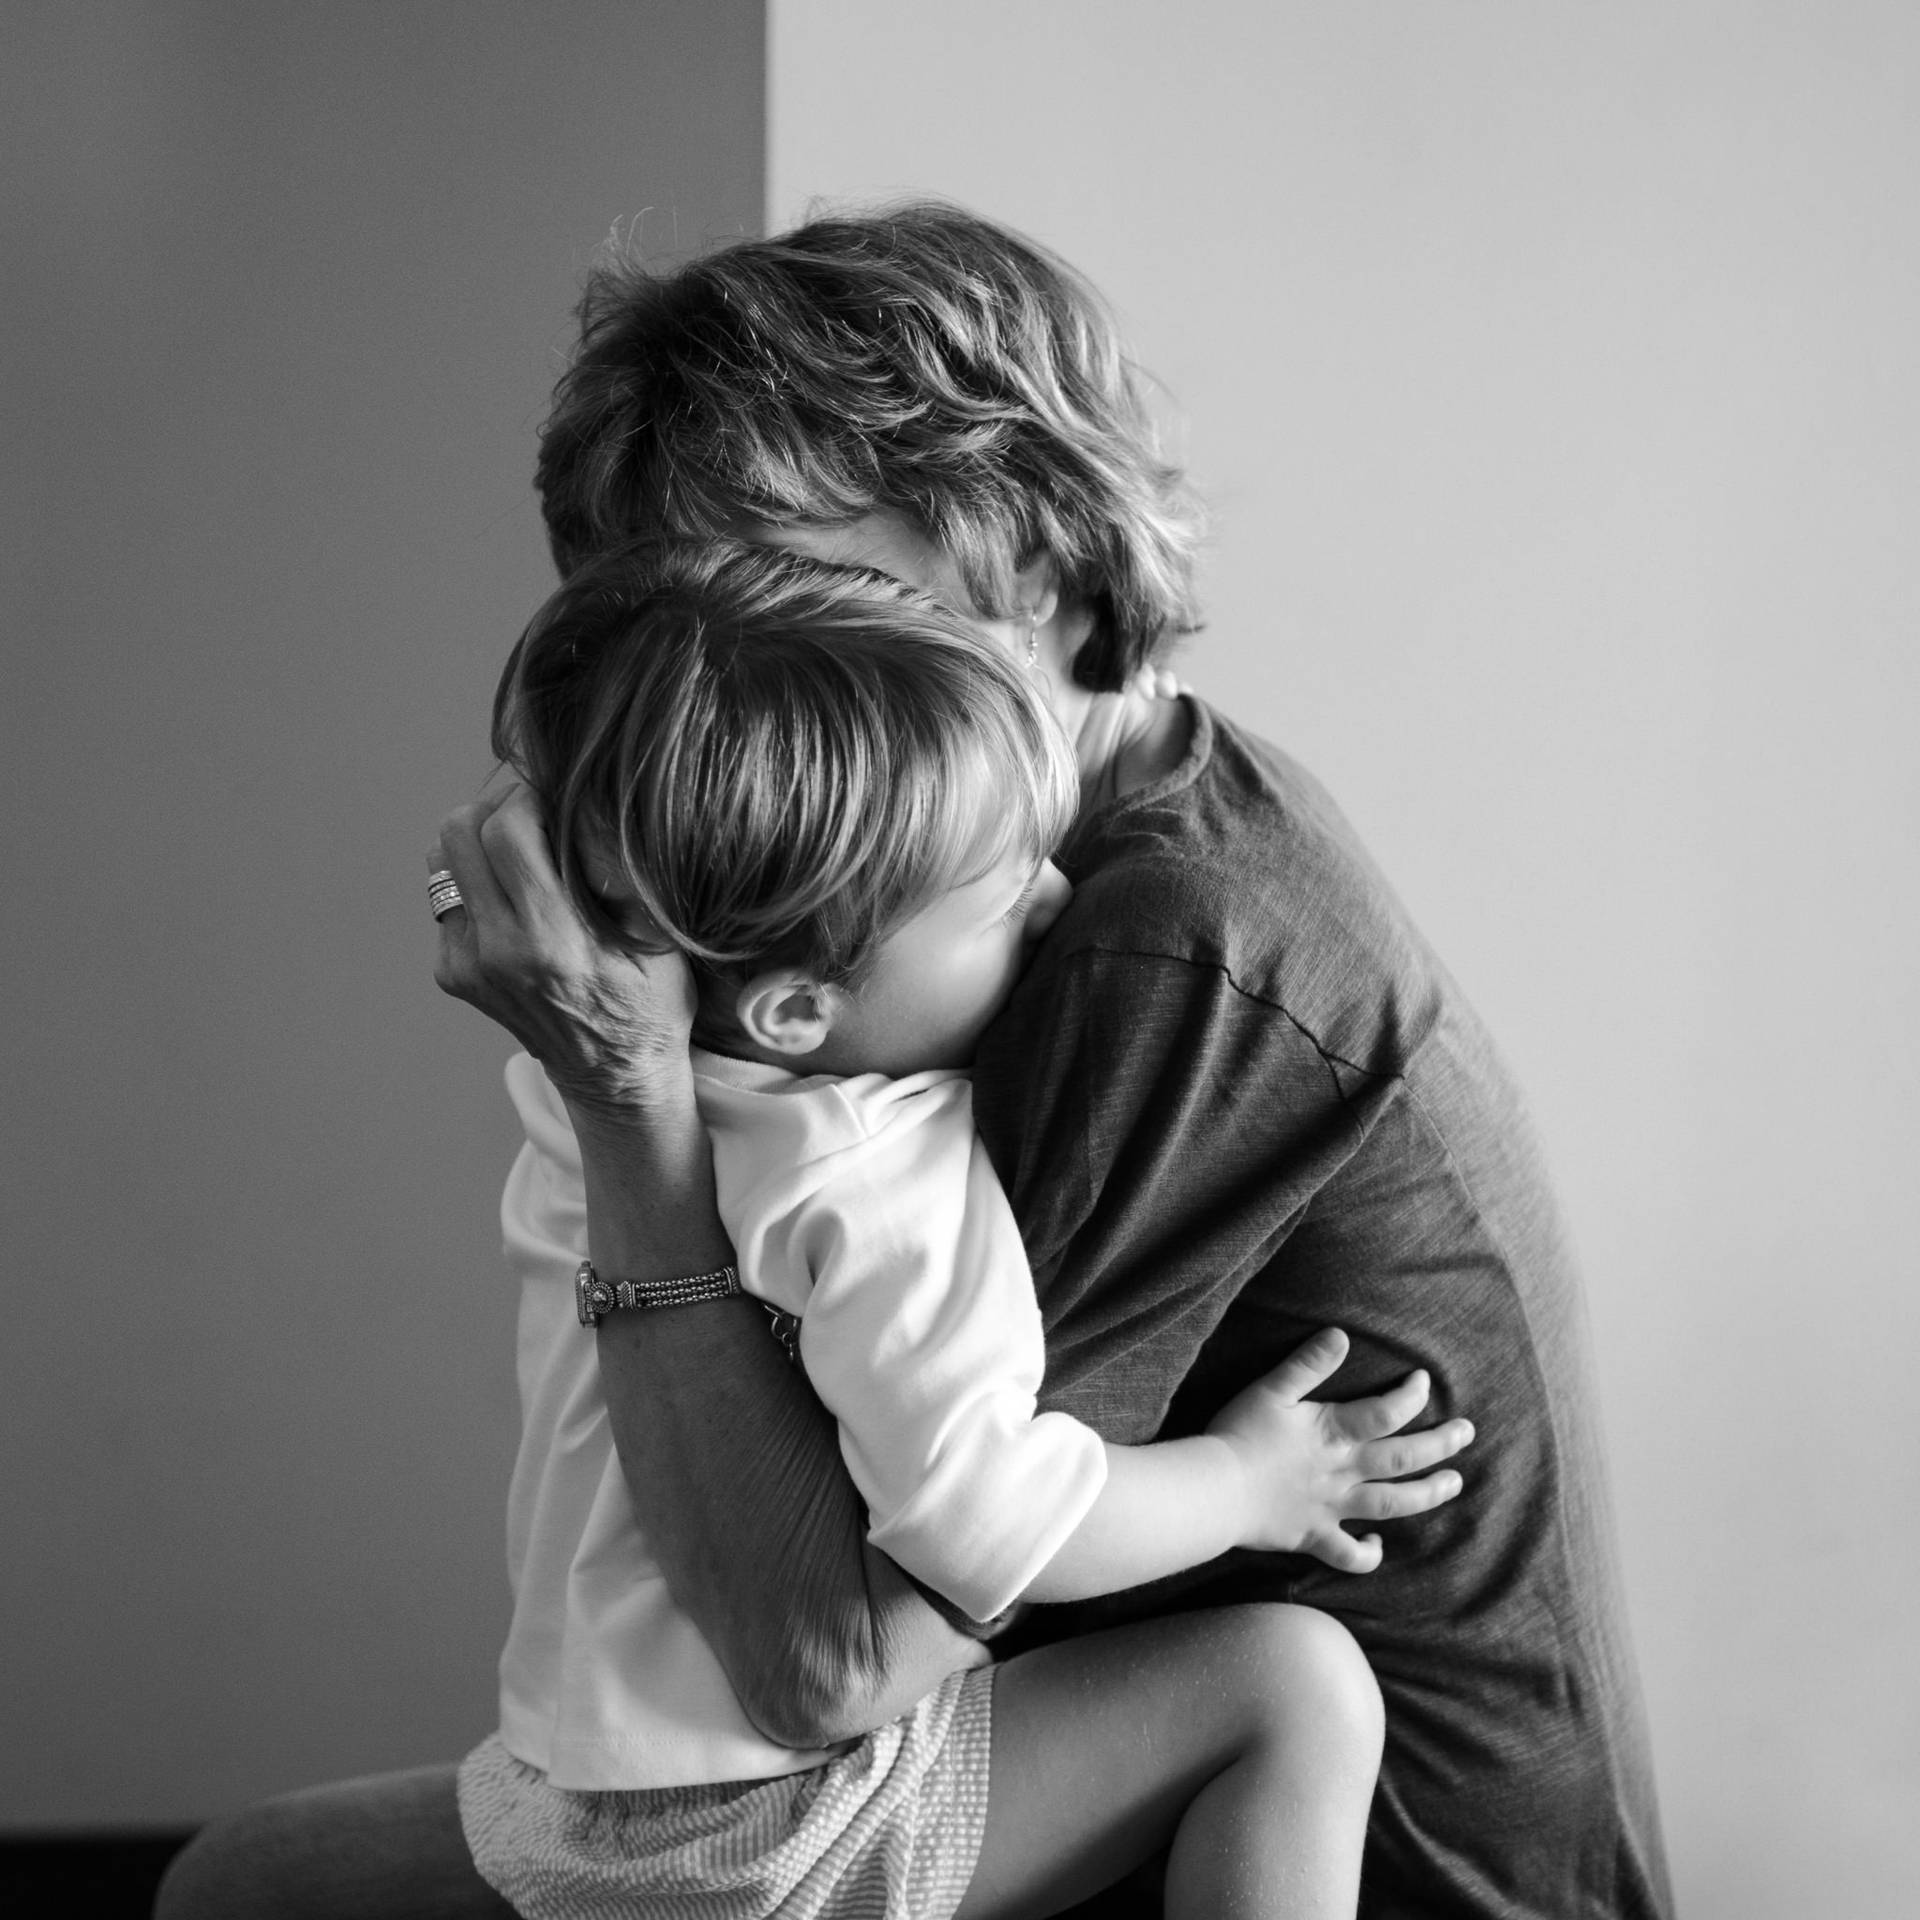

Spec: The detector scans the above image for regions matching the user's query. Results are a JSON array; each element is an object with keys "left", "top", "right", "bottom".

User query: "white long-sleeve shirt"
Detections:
[{"left": 493, "top": 1049, "right": 1107, "bottom": 1790}]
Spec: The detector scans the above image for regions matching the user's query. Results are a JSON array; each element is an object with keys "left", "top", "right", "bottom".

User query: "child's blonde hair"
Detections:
[{"left": 493, "top": 539, "right": 1080, "bottom": 1011}]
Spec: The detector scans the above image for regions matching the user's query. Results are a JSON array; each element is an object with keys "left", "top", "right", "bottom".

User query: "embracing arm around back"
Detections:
[
  {"left": 746, "top": 1090, "right": 1472, "bottom": 1622},
  {"left": 435, "top": 788, "right": 1466, "bottom": 1739},
  {"left": 433, "top": 788, "right": 981, "bottom": 1748},
  {"left": 576, "top": 1106, "right": 988, "bottom": 1746},
  {"left": 1025, "top": 1330, "right": 1468, "bottom": 1602}
]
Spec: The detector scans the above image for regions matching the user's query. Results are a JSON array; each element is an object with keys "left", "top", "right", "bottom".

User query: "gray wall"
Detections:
[
  {"left": 3, "top": 2, "right": 763, "bottom": 1825},
  {"left": 771, "top": 3, "right": 1919, "bottom": 1916}
]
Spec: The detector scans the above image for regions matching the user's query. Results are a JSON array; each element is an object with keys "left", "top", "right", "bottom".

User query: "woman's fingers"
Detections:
[
  {"left": 434, "top": 800, "right": 518, "bottom": 929},
  {"left": 430, "top": 805, "right": 523, "bottom": 1011},
  {"left": 428, "top": 829, "right": 479, "bottom": 990},
  {"left": 428, "top": 783, "right": 706, "bottom": 1107},
  {"left": 478, "top": 784, "right": 578, "bottom": 925},
  {"left": 1257, "top": 1327, "right": 1351, "bottom": 1404},
  {"left": 1345, "top": 1467, "right": 1465, "bottom": 1524},
  {"left": 1353, "top": 1417, "right": 1475, "bottom": 1483},
  {"left": 425, "top": 839, "right": 467, "bottom": 931}
]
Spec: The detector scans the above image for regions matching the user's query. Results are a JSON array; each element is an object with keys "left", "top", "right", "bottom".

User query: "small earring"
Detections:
[{"left": 1023, "top": 610, "right": 1040, "bottom": 670}]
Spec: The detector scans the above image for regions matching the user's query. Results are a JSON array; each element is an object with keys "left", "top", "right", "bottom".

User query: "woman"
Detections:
[{"left": 161, "top": 204, "right": 1668, "bottom": 1920}]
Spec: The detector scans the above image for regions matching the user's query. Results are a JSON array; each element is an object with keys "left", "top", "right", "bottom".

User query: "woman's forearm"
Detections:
[
  {"left": 573, "top": 1102, "right": 986, "bottom": 1746},
  {"left": 425, "top": 794, "right": 980, "bottom": 1735}
]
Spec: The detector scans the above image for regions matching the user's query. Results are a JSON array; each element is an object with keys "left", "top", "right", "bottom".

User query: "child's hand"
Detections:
[{"left": 1206, "top": 1328, "right": 1473, "bottom": 1573}]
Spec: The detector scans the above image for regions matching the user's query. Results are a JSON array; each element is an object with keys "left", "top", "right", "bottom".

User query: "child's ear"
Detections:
[{"left": 734, "top": 970, "right": 842, "bottom": 1057}]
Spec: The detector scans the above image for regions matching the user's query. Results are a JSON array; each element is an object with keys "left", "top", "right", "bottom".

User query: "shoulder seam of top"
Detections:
[
  {"left": 1049, "top": 940, "right": 1407, "bottom": 1100},
  {"left": 818, "top": 1075, "right": 895, "bottom": 1146}
]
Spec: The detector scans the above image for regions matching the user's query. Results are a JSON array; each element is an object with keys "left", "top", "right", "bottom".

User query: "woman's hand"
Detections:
[
  {"left": 1125, "top": 661, "right": 1190, "bottom": 702},
  {"left": 1207, "top": 1328, "right": 1475, "bottom": 1574},
  {"left": 429, "top": 784, "right": 698, "bottom": 1123}
]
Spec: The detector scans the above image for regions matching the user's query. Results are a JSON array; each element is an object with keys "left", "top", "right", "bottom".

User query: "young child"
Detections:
[{"left": 458, "top": 537, "right": 1473, "bottom": 1920}]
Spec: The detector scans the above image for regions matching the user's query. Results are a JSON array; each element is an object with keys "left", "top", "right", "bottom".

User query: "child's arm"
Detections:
[
  {"left": 761, "top": 1100, "right": 1109, "bottom": 1625},
  {"left": 769, "top": 1099, "right": 1468, "bottom": 1621},
  {"left": 1021, "top": 1327, "right": 1470, "bottom": 1602}
]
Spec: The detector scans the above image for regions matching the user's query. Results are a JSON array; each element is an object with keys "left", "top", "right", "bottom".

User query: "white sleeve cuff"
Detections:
[{"left": 864, "top": 1408, "right": 1108, "bottom": 1622}]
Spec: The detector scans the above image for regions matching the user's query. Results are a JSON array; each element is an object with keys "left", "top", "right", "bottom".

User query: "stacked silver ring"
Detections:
[{"left": 427, "top": 869, "right": 466, "bottom": 920}]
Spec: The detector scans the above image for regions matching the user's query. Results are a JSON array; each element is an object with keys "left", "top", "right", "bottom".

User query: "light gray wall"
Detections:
[
  {"left": 2, "top": 1, "right": 763, "bottom": 1826},
  {"left": 771, "top": 3, "right": 1918, "bottom": 1916}
]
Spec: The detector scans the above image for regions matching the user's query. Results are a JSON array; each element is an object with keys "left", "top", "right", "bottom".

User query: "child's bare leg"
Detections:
[{"left": 954, "top": 1603, "right": 1381, "bottom": 1920}]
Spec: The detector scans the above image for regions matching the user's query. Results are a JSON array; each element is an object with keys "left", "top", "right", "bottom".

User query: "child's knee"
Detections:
[{"left": 1227, "top": 1603, "right": 1384, "bottom": 1768}]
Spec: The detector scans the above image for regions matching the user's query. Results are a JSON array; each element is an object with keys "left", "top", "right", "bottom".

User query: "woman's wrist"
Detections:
[
  {"left": 570, "top": 1083, "right": 735, "bottom": 1281},
  {"left": 548, "top": 1023, "right": 700, "bottom": 1126},
  {"left": 560, "top": 1064, "right": 694, "bottom": 1137}
]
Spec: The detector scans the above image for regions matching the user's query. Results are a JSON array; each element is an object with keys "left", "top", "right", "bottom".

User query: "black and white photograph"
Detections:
[{"left": 5, "top": 5, "right": 1916, "bottom": 1917}]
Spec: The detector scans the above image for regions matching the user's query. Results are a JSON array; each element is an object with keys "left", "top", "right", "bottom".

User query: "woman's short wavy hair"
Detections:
[
  {"left": 493, "top": 538, "right": 1079, "bottom": 1009},
  {"left": 535, "top": 201, "right": 1203, "bottom": 691}
]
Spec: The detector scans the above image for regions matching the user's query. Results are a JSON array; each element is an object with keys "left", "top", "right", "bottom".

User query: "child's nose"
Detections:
[{"left": 1023, "top": 861, "right": 1073, "bottom": 941}]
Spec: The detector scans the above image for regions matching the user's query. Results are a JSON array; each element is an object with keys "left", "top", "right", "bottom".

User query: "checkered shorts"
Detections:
[{"left": 458, "top": 1664, "right": 995, "bottom": 1920}]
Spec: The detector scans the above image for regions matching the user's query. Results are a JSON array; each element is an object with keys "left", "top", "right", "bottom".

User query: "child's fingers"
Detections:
[
  {"left": 1307, "top": 1527, "right": 1384, "bottom": 1576},
  {"left": 1256, "top": 1327, "right": 1350, "bottom": 1404},
  {"left": 1353, "top": 1418, "right": 1475, "bottom": 1482},
  {"left": 1333, "top": 1367, "right": 1432, "bottom": 1440},
  {"left": 1343, "top": 1467, "right": 1464, "bottom": 1524}
]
